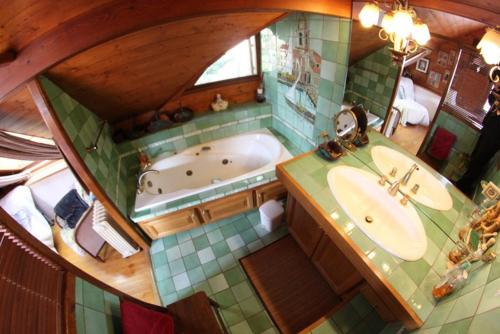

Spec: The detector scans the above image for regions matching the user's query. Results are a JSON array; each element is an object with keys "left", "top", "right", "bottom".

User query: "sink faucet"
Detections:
[
  {"left": 388, "top": 180, "right": 401, "bottom": 196},
  {"left": 137, "top": 169, "right": 159, "bottom": 194},
  {"left": 401, "top": 164, "right": 419, "bottom": 186}
]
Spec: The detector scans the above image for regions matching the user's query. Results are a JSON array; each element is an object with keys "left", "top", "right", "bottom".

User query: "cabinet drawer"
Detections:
[
  {"left": 139, "top": 208, "right": 201, "bottom": 239},
  {"left": 255, "top": 181, "right": 287, "bottom": 206},
  {"left": 312, "top": 234, "right": 363, "bottom": 295},
  {"left": 286, "top": 196, "right": 323, "bottom": 257},
  {"left": 199, "top": 190, "right": 254, "bottom": 223}
]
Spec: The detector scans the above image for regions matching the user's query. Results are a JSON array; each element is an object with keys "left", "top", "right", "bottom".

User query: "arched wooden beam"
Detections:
[
  {"left": 353, "top": 0, "right": 500, "bottom": 26},
  {"left": 27, "top": 78, "right": 150, "bottom": 251},
  {"left": 0, "top": 0, "right": 352, "bottom": 101}
]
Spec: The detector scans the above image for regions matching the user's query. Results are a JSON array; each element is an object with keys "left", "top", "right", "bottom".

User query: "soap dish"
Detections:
[{"left": 316, "top": 140, "right": 344, "bottom": 161}]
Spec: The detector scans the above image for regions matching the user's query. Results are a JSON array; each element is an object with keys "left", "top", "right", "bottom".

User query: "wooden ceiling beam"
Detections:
[
  {"left": 0, "top": 50, "right": 17, "bottom": 67},
  {"left": 353, "top": 0, "right": 500, "bottom": 27},
  {"left": 0, "top": 0, "right": 352, "bottom": 101}
]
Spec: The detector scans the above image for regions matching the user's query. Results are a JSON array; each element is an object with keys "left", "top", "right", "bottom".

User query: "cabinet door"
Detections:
[
  {"left": 287, "top": 196, "right": 323, "bottom": 257},
  {"left": 312, "top": 234, "right": 363, "bottom": 295},
  {"left": 139, "top": 208, "right": 201, "bottom": 239},
  {"left": 255, "top": 181, "right": 287, "bottom": 206},
  {"left": 200, "top": 190, "right": 254, "bottom": 223},
  {"left": 360, "top": 283, "right": 396, "bottom": 322}
]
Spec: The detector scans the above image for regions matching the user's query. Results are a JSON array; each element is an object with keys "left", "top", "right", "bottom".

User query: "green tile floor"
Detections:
[{"left": 151, "top": 209, "right": 387, "bottom": 334}]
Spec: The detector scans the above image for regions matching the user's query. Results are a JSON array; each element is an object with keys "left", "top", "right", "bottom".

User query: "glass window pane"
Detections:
[{"left": 195, "top": 36, "right": 257, "bottom": 85}]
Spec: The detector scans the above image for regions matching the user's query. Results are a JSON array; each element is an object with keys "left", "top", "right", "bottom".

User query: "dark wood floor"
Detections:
[{"left": 240, "top": 235, "right": 342, "bottom": 334}]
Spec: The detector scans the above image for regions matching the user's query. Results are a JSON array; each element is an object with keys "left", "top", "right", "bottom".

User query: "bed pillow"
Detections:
[{"left": 54, "top": 189, "right": 89, "bottom": 229}]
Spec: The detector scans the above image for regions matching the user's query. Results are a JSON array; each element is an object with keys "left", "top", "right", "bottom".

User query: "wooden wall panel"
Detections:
[
  {"left": 47, "top": 13, "right": 283, "bottom": 124},
  {"left": 0, "top": 85, "right": 51, "bottom": 138}
]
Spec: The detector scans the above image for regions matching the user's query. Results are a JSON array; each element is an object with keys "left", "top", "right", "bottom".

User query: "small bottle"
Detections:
[{"left": 432, "top": 262, "right": 471, "bottom": 300}]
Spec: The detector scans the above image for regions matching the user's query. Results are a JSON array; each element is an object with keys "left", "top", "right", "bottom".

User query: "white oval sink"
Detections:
[
  {"left": 371, "top": 146, "right": 453, "bottom": 211},
  {"left": 327, "top": 166, "right": 427, "bottom": 261}
]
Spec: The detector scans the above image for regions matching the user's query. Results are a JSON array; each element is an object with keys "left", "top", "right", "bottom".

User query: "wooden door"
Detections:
[
  {"left": 286, "top": 195, "right": 323, "bottom": 257},
  {"left": 255, "top": 181, "right": 287, "bottom": 206},
  {"left": 312, "top": 234, "right": 363, "bottom": 295},
  {"left": 199, "top": 190, "right": 254, "bottom": 223},
  {"left": 139, "top": 208, "right": 201, "bottom": 239}
]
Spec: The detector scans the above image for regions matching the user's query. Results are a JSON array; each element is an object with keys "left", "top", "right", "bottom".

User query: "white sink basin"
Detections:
[
  {"left": 371, "top": 146, "right": 453, "bottom": 211},
  {"left": 327, "top": 166, "right": 427, "bottom": 261}
]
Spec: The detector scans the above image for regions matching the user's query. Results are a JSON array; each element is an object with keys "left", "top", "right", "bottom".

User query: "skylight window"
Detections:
[{"left": 195, "top": 36, "right": 257, "bottom": 86}]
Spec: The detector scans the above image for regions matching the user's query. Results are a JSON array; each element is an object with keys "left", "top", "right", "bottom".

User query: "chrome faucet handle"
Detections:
[
  {"left": 411, "top": 184, "right": 420, "bottom": 194},
  {"left": 400, "top": 193, "right": 411, "bottom": 206},
  {"left": 378, "top": 175, "right": 388, "bottom": 186},
  {"left": 389, "top": 167, "right": 397, "bottom": 177}
]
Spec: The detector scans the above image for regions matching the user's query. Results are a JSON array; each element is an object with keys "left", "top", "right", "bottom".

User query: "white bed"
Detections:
[{"left": 394, "top": 77, "right": 441, "bottom": 126}]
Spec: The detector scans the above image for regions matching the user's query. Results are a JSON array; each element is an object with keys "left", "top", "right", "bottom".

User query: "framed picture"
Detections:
[
  {"left": 428, "top": 70, "right": 442, "bottom": 88},
  {"left": 416, "top": 58, "right": 429, "bottom": 73},
  {"left": 437, "top": 51, "right": 449, "bottom": 66},
  {"left": 443, "top": 70, "right": 451, "bottom": 83}
]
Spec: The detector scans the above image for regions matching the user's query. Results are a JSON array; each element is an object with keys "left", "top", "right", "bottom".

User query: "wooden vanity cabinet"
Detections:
[
  {"left": 312, "top": 234, "right": 363, "bottom": 295},
  {"left": 286, "top": 195, "right": 323, "bottom": 257},
  {"left": 199, "top": 190, "right": 254, "bottom": 223},
  {"left": 286, "top": 195, "right": 363, "bottom": 295},
  {"left": 255, "top": 181, "right": 287, "bottom": 206},
  {"left": 139, "top": 207, "right": 201, "bottom": 239}
]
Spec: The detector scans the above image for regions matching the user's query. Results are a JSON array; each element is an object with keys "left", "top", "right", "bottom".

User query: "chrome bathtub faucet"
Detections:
[{"left": 137, "top": 169, "right": 160, "bottom": 194}]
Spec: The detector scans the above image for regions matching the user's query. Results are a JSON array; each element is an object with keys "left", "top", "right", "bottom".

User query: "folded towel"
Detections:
[
  {"left": 54, "top": 189, "right": 89, "bottom": 228},
  {"left": 428, "top": 127, "right": 456, "bottom": 160}
]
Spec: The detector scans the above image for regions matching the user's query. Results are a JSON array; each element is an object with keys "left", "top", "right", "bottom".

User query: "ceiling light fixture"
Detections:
[
  {"left": 477, "top": 27, "right": 500, "bottom": 82},
  {"left": 359, "top": 1, "right": 430, "bottom": 58}
]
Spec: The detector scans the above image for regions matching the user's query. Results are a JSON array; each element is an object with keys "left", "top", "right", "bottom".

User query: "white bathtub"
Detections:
[{"left": 134, "top": 129, "right": 292, "bottom": 212}]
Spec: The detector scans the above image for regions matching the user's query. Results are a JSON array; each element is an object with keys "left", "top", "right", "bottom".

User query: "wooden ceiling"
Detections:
[
  {"left": 46, "top": 12, "right": 284, "bottom": 123},
  {"left": 349, "top": 21, "right": 389, "bottom": 64},
  {"left": 0, "top": 85, "right": 51, "bottom": 138}
]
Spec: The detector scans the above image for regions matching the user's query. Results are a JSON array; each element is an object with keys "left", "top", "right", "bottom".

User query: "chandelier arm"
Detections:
[
  {"left": 490, "top": 66, "right": 500, "bottom": 83},
  {"left": 379, "top": 29, "right": 389, "bottom": 41}
]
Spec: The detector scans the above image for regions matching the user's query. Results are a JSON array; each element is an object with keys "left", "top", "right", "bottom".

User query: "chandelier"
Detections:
[
  {"left": 359, "top": 1, "right": 430, "bottom": 56},
  {"left": 477, "top": 28, "right": 500, "bottom": 82}
]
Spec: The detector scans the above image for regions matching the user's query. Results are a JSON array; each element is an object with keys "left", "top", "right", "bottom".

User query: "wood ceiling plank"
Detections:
[
  {"left": 0, "top": 0, "right": 352, "bottom": 100},
  {"left": 0, "top": 85, "right": 51, "bottom": 138},
  {"left": 47, "top": 13, "right": 283, "bottom": 123}
]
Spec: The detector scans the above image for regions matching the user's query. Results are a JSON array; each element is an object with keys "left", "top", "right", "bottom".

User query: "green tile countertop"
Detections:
[
  {"left": 130, "top": 128, "right": 301, "bottom": 223},
  {"left": 279, "top": 128, "right": 492, "bottom": 331}
]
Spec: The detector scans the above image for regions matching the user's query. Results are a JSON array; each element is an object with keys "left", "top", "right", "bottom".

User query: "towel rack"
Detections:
[{"left": 86, "top": 121, "right": 106, "bottom": 153}]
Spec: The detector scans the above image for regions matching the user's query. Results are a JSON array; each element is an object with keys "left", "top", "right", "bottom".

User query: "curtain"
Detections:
[
  {"left": 0, "top": 130, "right": 62, "bottom": 160},
  {"left": 0, "top": 172, "right": 30, "bottom": 187}
]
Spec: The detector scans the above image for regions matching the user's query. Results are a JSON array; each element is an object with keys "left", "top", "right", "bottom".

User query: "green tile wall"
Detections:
[
  {"left": 344, "top": 46, "right": 399, "bottom": 119},
  {"left": 75, "top": 277, "right": 121, "bottom": 334},
  {"left": 40, "top": 77, "right": 129, "bottom": 215},
  {"left": 261, "top": 13, "right": 352, "bottom": 152},
  {"left": 421, "top": 111, "right": 480, "bottom": 182}
]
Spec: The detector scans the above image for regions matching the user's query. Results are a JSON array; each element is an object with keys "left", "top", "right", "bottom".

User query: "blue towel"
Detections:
[{"left": 54, "top": 189, "right": 89, "bottom": 228}]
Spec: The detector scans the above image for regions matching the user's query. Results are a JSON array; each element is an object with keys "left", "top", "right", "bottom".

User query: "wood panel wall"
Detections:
[{"left": 407, "top": 40, "right": 460, "bottom": 95}]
